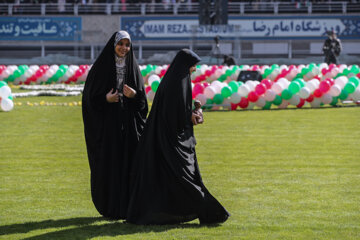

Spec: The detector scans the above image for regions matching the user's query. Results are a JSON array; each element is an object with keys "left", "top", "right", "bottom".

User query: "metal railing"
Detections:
[{"left": 1, "top": 2, "right": 358, "bottom": 16}]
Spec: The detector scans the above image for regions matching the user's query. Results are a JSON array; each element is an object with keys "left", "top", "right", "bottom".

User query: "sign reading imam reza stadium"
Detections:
[{"left": 121, "top": 15, "right": 360, "bottom": 40}]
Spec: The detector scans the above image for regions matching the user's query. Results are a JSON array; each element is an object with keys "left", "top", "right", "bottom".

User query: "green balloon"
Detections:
[
  {"left": 13, "top": 70, "right": 21, "bottom": 78},
  {"left": 281, "top": 89, "right": 293, "bottom": 100},
  {"left": 293, "top": 78, "right": 305, "bottom": 88},
  {"left": 225, "top": 69, "right": 232, "bottom": 76},
  {"left": 348, "top": 76, "right": 360, "bottom": 87},
  {"left": 339, "top": 89, "right": 349, "bottom": 100},
  {"left": 289, "top": 81, "right": 301, "bottom": 94},
  {"left": 237, "top": 81, "right": 243, "bottom": 87},
  {"left": 342, "top": 69, "right": 350, "bottom": 76},
  {"left": 262, "top": 101, "right": 272, "bottom": 110},
  {"left": 221, "top": 86, "right": 232, "bottom": 98},
  {"left": 228, "top": 81, "right": 239, "bottom": 93},
  {"left": 271, "top": 64, "right": 279, "bottom": 70},
  {"left": 344, "top": 82, "right": 356, "bottom": 94},
  {"left": 0, "top": 81, "right": 8, "bottom": 88},
  {"left": 350, "top": 65, "right": 360, "bottom": 74},
  {"left": 151, "top": 80, "right": 160, "bottom": 92},
  {"left": 264, "top": 68, "right": 272, "bottom": 77},
  {"left": 59, "top": 65, "right": 68, "bottom": 70},
  {"left": 330, "top": 97, "right": 338, "bottom": 106},
  {"left": 6, "top": 75, "right": 15, "bottom": 82},
  {"left": 141, "top": 69, "right": 147, "bottom": 77},
  {"left": 204, "top": 98, "right": 213, "bottom": 109},
  {"left": 295, "top": 73, "right": 303, "bottom": 79},
  {"left": 218, "top": 74, "right": 227, "bottom": 82},
  {"left": 301, "top": 68, "right": 309, "bottom": 75},
  {"left": 8, "top": 95, "right": 13, "bottom": 100},
  {"left": 213, "top": 93, "right": 224, "bottom": 104},
  {"left": 272, "top": 95, "right": 282, "bottom": 106}
]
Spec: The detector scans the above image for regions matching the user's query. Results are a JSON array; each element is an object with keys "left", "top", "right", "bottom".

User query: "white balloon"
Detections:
[
  {"left": 154, "top": 66, "right": 163, "bottom": 75},
  {"left": 247, "top": 102, "right": 255, "bottom": 109},
  {"left": 238, "top": 84, "right": 250, "bottom": 97},
  {"left": 245, "top": 81, "right": 256, "bottom": 91},
  {"left": 299, "top": 87, "right": 311, "bottom": 99},
  {"left": 148, "top": 74, "right": 160, "bottom": 86},
  {"left": 255, "top": 96, "right": 266, "bottom": 108},
  {"left": 0, "top": 86, "right": 11, "bottom": 98},
  {"left": 1, "top": 69, "right": 11, "bottom": 78},
  {"left": 310, "top": 98, "right": 322, "bottom": 108},
  {"left": 0, "top": 98, "right": 14, "bottom": 111},
  {"left": 289, "top": 94, "right": 300, "bottom": 106},
  {"left": 264, "top": 89, "right": 276, "bottom": 101},
  {"left": 204, "top": 86, "right": 216, "bottom": 99},
  {"left": 271, "top": 82, "right": 284, "bottom": 94},
  {"left": 278, "top": 100, "right": 289, "bottom": 109},
  {"left": 335, "top": 76, "right": 348, "bottom": 88},
  {"left": 321, "top": 93, "right": 333, "bottom": 104},
  {"left": 211, "top": 81, "right": 222, "bottom": 93},
  {"left": 229, "top": 92, "right": 241, "bottom": 104},
  {"left": 195, "top": 93, "right": 207, "bottom": 106},
  {"left": 306, "top": 81, "right": 317, "bottom": 92},
  {"left": 329, "top": 84, "right": 341, "bottom": 97},
  {"left": 350, "top": 87, "right": 360, "bottom": 101}
]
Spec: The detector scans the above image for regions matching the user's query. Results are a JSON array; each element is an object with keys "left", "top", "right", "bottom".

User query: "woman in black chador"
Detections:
[
  {"left": 82, "top": 31, "right": 148, "bottom": 219},
  {"left": 127, "top": 49, "right": 230, "bottom": 225}
]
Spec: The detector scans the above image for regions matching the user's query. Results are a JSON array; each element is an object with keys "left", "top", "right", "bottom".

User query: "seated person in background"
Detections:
[{"left": 193, "top": 99, "right": 203, "bottom": 124}]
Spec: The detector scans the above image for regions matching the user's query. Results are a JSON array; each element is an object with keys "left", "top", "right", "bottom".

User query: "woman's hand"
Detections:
[
  {"left": 106, "top": 88, "right": 119, "bottom": 103},
  {"left": 123, "top": 84, "right": 136, "bottom": 98},
  {"left": 191, "top": 112, "right": 200, "bottom": 125}
]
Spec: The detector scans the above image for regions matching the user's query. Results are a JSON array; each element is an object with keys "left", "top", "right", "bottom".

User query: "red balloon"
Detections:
[
  {"left": 231, "top": 103, "right": 238, "bottom": 110},
  {"left": 329, "top": 64, "right": 336, "bottom": 69},
  {"left": 238, "top": 97, "right": 249, "bottom": 108},
  {"left": 255, "top": 83, "right": 266, "bottom": 95},
  {"left": 313, "top": 89, "right": 323, "bottom": 98},
  {"left": 321, "top": 68, "right": 328, "bottom": 75},
  {"left": 205, "top": 70, "right": 212, "bottom": 76},
  {"left": 251, "top": 65, "right": 260, "bottom": 71},
  {"left": 203, "top": 82, "right": 210, "bottom": 88},
  {"left": 306, "top": 94, "right": 314, "bottom": 102},
  {"left": 247, "top": 91, "right": 259, "bottom": 102},
  {"left": 319, "top": 81, "right": 330, "bottom": 93},
  {"left": 193, "top": 83, "right": 204, "bottom": 95},
  {"left": 199, "top": 75, "right": 206, "bottom": 81},
  {"left": 261, "top": 79, "right": 273, "bottom": 89},
  {"left": 296, "top": 98, "right": 305, "bottom": 108},
  {"left": 40, "top": 65, "right": 49, "bottom": 71},
  {"left": 145, "top": 86, "right": 151, "bottom": 94}
]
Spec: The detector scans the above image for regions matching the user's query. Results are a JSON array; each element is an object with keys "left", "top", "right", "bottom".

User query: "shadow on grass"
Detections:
[{"left": 1, "top": 217, "right": 213, "bottom": 240}]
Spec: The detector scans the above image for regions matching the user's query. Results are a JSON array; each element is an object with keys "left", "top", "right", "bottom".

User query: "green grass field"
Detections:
[{"left": 1, "top": 95, "right": 360, "bottom": 240}]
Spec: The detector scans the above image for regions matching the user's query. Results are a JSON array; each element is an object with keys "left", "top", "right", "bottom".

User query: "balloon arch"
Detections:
[{"left": 1, "top": 63, "right": 360, "bottom": 112}]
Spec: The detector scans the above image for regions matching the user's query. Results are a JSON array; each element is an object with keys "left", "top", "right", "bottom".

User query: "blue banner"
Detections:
[
  {"left": 121, "top": 15, "right": 360, "bottom": 40},
  {"left": 0, "top": 17, "right": 81, "bottom": 41}
]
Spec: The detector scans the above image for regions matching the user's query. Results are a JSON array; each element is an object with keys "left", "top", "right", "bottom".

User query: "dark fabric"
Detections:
[
  {"left": 323, "top": 38, "right": 341, "bottom": 65},
  {"left": 127, "top": 49, "right": 230, "bottom": 225},
  {"left": 82, "top": 32, "right": 148, "bottom": 220}
]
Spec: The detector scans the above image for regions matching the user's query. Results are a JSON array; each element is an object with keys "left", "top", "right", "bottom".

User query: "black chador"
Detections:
[
  {"left": 127, "top": 49, "right": 230, "bottom": 225},
  {"left": 82, "top": 31, "right": 148, "bottom": 219}
]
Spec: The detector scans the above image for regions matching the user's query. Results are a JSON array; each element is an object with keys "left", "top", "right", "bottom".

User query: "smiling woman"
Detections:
[{"left": 82, "top": 30, "right": 148, "bottom": 220}]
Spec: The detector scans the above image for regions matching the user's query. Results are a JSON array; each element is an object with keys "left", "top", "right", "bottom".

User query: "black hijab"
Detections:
[
  {"left": 82, "top": 31, "right": 148, "bottom": 219},
  {"left": 127, "top": 49, "right": 229, "bottom": 225}
]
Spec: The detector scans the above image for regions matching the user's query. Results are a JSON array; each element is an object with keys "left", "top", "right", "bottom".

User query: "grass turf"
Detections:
[{"left": 0, "top": 95, "right": 359, "bottom": 239}]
